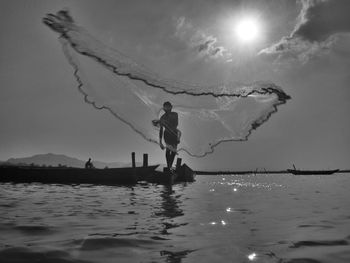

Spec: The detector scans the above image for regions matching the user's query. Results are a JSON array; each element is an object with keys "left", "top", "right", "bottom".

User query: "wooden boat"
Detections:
[
  {"left": 0, "top": 165, "right": 159, "bottom": 185},
  {"left": 287, "top": 169, "right": 339, "bottom": 175},
  {"left": 0, "top": 164, "right": 195, "bottom": 185},
  {"left": 0, "top": 153, "right": 195, "bottom": 185}
]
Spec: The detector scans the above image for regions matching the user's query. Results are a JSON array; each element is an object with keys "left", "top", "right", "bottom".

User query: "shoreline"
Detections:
[{"left": 194, "top": 169, "right": 350, "bottom": 175}]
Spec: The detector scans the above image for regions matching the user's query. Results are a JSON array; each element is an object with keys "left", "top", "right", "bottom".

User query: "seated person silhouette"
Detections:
[{"left": 85, "top": 158, "right": 94, "bottom": 169}]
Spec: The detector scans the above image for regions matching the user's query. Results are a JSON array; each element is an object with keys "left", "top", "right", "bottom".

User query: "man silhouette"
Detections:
[{"left": 158, "top": 101, "right": 180, "bottom": 169}]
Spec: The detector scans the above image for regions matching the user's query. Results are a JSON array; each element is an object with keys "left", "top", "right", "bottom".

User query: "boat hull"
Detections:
[
  {"left": 0, "top": 166, "right": 159, "bottom": 185},
  {"left": 287, "top": 169, "right": 339, "bottom": 175},
  {"left": 0, "top": 164, "right": 196, "bottom": 185},
  {"left": 140, "top": 165, "right": 195, "bottom": 185}
]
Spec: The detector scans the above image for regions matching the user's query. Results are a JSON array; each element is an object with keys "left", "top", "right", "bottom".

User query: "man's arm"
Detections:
[{"left": 174, "top": 112, "right": 178, "bottom": 127}]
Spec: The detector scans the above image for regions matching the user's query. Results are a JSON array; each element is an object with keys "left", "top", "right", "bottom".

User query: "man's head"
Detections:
[{"left": 163, "top": 101, "right": 172, "bottom": 113}]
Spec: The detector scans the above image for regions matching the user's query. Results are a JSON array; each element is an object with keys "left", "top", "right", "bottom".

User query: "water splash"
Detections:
[{"left": 43, "top": 10, "right": 290, "bottom": 157}]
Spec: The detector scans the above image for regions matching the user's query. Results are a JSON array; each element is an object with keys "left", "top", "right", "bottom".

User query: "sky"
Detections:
[{"left": 1, "top": 0, "right": 349, "bottom": 170}]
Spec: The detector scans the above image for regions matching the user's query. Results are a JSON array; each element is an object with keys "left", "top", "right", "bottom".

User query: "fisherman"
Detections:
[
  {"left": 158, "top": 101, "right": 180, "bottom": 170},
  {"left": 85, "top": 158, "right": 94, "bottom": 169}
]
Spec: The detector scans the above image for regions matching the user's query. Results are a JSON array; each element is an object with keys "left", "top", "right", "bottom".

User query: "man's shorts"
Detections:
[{"left": 164, "top": 130, "right": 178, "bottom": 146}]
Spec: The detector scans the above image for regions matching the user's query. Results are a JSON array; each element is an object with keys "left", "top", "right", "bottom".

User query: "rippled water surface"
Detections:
[{"left": 1, "top": 174, "right": 350, "bottom": 262}]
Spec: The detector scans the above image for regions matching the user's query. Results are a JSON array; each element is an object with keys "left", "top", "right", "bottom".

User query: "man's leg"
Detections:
[
  {"left": 168, "top": 144, "right": 177, "bottom": 168},
  {"left": 169, "top": 151, "right": 176, "bottom": 168},
  {"left": 165, "top": 149, "right": 171, "bottom": 168}
]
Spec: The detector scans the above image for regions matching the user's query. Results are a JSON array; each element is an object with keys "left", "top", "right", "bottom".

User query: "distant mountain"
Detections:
[{"left": 5, "top": 153, "right": 127, "bottom": 168}]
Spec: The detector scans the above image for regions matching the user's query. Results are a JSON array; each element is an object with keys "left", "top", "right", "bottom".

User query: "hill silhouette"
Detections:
[{"left": 5, "top": 153, "right": 129, "bottom": 168}]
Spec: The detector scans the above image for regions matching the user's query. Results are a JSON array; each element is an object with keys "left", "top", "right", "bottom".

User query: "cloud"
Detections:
[
  {"left": 174, "top": 16, "right": 226, "bottom": 59},
  {"left": 198, "top": 38, "right": 215, "bottom": 52},
  {"left": 259, "top": 0, "right": 350, "bottom": 62}
]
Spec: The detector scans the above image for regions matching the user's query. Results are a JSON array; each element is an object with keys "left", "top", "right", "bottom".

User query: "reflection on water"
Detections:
[
  {"left": 158, "top": 186, "right": 184, "bottom": 218},
  {"left": 0, "top": 174, "right": 350, "bottom": 262},
  {"left": 156, "top": 185, "right": 197, "bottom": 263},
  {"left": 248, "top": 252, "right": 257, "bottom": 261}
]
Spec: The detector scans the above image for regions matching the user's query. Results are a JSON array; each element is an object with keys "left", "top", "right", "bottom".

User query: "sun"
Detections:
[{"left": 234, "top": 17, "right": 260, "bottom": 43}]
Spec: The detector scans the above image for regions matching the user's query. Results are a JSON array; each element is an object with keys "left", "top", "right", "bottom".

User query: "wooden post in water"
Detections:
[
  {"left": 131, "top": 152, "right": 136, "bottom": 168},
  {"left": 143, "top": 154, "right": 148, "bottom": 167}
]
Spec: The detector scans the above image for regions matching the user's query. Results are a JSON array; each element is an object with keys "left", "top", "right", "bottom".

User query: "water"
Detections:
[{"left": 0, "top": 174, "right": 349, "bottom": 262}]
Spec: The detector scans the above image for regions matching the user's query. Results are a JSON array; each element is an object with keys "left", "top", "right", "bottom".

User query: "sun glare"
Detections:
[{"left": 234, "top": 17, "right": 260, "bottom": 43}]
